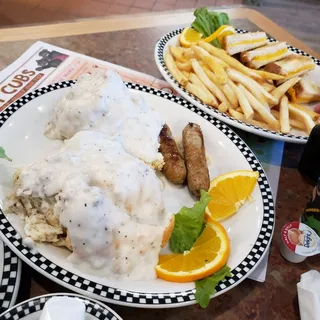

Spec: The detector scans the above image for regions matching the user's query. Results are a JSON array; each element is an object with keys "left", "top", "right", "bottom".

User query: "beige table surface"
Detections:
[{"left": 1, "top": 6, "right": 319, "bottom": 320}]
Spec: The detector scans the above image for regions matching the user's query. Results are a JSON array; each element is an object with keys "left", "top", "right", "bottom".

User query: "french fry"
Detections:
[
  {"left": 228, "top": 68, "right": 279, "bottom": 106},
  {"left": 218, "top": 102, "right": 228, "bottom": 113},
  {"left": 226, "top": 68, "right": 269, "bottom": 106},
  {"left": 199, "top": 62, "right": 224, "bottom": 89},
  {"left": 181, "top": 71, "right": 190, "bottom": 79},
  {"left": 224, "top": 80, "right": 239, "bottom": 109},
  {"left": 189, "top": 73, "right": 218, "bottom": 107},
  {"left": 200, "top": 63, "right": 239, "bottom": 109},
  {"left": 270, "top": 110, "right": 305, "bottom": 130},
  {"left": 170, "top": 41, "right": 314, "bottom": 137},
  {"left": 198, "top": 41, "right": 262, "bottom": 80},
  {"left": 186, "top": 82, "right": 214, "bottom": 106},
  {"left": 191, "top": 59, "right": 231, "bottom": 108},
  {"left": 176, "top": 60, "right": 193, "bottom": 72},
  {"left": 228, "top": 80, "right": 254, "bottom": 120},
  {"left": 271, "top": 77, "right": 300, "bottom": 102},
  {"left": 193, "top": 42, "right": 229, "bottom": 68},
  {"left": 239, "top": 84, "right": 280, "bottom": 131},
  {"left": 279, "top": 96, "right": 291, "bottom": 133},
  {"left": 183, "top": 48, "right": 196, "bottom": 59},
  {"left": 290, "top": 119, "right": 306, "bottom": 131},
  {"left": 198, "top": 62, "right": 235, "bottom": 108},
  {"left": 164, "top": 51, "right": 188, "bottom": 86},
  {"left": 209, "top": 56, "right": 228, "bottom": 69},
  {"left": 251, "top": 112, "right": 274, "bottom": 127},
  {"left": 289, "top": 103, "right": 315, "bottom": 134},
  {"left": 189, "top": 73, "right": 213, "bottom": 96},
  {"left": 169, "top": 46, "right": 187, "bottom": 63},
  {"left": 290, "top": 103, "right": 320, "bottom": 121},
  {"left": 190, "top": 45, "right": 228, "bottom": 85},
  {"left": 261, "top": 82, "right": 276, "bottom": 92},
  {"left": 229, "top": 108, "right": 269, "bottom": 129},
  {"left": 254, "top": 69, "right": 285, "bottom": 81}
]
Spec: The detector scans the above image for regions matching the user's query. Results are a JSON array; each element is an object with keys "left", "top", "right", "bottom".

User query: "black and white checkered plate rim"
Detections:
[
  {"left": 0, "top": 293, "right": 122, "bottom": 319},
  {"left": 155, "top": 28, "right": 320, "bottom": 143},
  {"left": 0, "top": 82, "right": 275, "bottom": 308},
  {"left": 0, "top": 241, "right": 21, "bottom": 314}
]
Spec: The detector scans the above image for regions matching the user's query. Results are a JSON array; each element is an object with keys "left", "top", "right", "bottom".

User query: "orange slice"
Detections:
[
  {"left": 156, "top": 221, "right": 230, "bottom": 282},
  {"left": 180, "top": 27, "right": 203, "bottom": 48},
  {"left": 204, "top": 25, "right": 236, "bottom": 45},
  {"left": 205, "top": 170, "right": 259, "bottom": 222}
]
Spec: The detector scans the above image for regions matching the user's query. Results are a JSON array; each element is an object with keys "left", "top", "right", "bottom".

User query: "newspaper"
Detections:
[
  {"left": 0, "top": 41, "right": 175, "bottom": 113},
  {"left": 0, "top": 41, "right": 284, "bottom": 282}
]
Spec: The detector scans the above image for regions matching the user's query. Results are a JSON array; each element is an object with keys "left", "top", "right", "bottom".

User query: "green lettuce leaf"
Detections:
[
  {"left": 209, "top": 12, "right": 230, "bottom": 31},
  {"left": 191, "top": 7, "right": 214, "bottom": 37},
  {"left": 195, "top": 265, "right": 232, "bottom": 308},
  {"left": 0, "top": 147, "right": 12, "bottom": 162},
  {"left": 169, "top": 190, "right": 211, "bottom": 253},
  {"left": 191, "top": 7, "right": 230, "bottom": 48}
]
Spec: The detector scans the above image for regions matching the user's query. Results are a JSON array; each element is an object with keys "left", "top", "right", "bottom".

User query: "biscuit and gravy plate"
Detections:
[{"left": 0, "top": 70, "right": 274, "bottom": 308}]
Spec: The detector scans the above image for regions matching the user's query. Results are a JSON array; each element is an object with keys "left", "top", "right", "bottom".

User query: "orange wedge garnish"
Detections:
[
  {"left": 156, "top": 221, "right": 230, "bottom": 282},
  {"left": 180, "top": 27, "right": 203, "bottom": 48},
  {"left": 205, "top": 170, "right": 259, "bottom": 222}
]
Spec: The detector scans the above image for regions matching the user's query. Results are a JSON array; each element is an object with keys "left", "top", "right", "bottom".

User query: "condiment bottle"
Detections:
[{"left": 299, "top": 124, "right": 320, "bottom": 183}]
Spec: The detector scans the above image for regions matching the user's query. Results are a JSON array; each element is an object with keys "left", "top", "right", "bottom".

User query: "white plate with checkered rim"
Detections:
[
  {"left": 0, "top": 239, "right": 21, "bottom": 314},
  {"left": 0, "top": 293, "right": 122, "bottom": 319},
  {"left": 155, "top": 28, "right": 320, "bottom": 144},
  {"left": 0, "top": 81, "right": 275, "bottom": 308}
]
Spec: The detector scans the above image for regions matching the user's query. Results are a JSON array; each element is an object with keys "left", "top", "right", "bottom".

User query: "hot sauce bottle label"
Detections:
[
  {"left": 301, "top": 178, "right": 320, "bottom": 237},
  {"left": 281, "top": 222, "right": 320, "bottom": 256}
]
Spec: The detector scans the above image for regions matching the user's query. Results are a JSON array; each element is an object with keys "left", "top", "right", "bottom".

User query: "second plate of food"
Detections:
[
  {"left": 155, "top": 28, "right": 320, "bottom": 144},
  {"left": 0, "top": 293, "right": 122, "bottom": 319},
  {"left": 0, "top": 71, "right": 274, "bottom": 308}
]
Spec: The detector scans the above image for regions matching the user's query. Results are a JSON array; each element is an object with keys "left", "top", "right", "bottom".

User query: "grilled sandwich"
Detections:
[
  {"left": 287, "top": 78, "right": 320, "bottom": 103},
  {"left": 264, "top": 54, "right": 315, "bottom": 80},
  {"left": 223, "top": 31, "right": 268, "bottom": 56},
  {"left": 240, "top": 42, "right": 290, "bottom": 69}
]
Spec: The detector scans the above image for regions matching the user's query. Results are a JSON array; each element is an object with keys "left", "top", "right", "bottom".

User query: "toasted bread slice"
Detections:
[
  {"left": 223, "top": 31, "right": 267, "bottom": 56},
  {"left": 264, "top": 54, "right": 315, "bottom": 81},
  {"left": 287, "top": 78, "right": 320, "bottom": 103},
  {"left": 240, "top": 42, "right": 290, "bottom": 69}
]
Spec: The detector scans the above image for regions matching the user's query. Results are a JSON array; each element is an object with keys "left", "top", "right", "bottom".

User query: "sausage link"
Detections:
[
  {"left": 182, "top": 123, "right": 210, "bottom": 197},
  {"left": 159, "top": 124, "right": 187, "bottom": 184}
]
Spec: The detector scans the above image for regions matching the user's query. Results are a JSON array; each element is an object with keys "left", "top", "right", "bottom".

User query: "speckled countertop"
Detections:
[{"left": 2, "top": 14, "right": 319, "bottom": 320}]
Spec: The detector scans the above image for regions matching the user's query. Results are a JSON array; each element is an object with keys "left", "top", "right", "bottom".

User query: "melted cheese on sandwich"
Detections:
[
  {"left": 286, "top": 64, "right": 315, "bottom": 78},
  {"left": 264, "top": 54, "right": 315, "bottom": 80},
  {"left": 253, "top": 48, "right": 288, "bottom": 62}
]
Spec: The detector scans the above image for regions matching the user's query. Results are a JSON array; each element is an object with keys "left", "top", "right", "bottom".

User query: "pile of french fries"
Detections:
[{"left": 165, "top": 41, "right": 319, "bottom": 135}]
